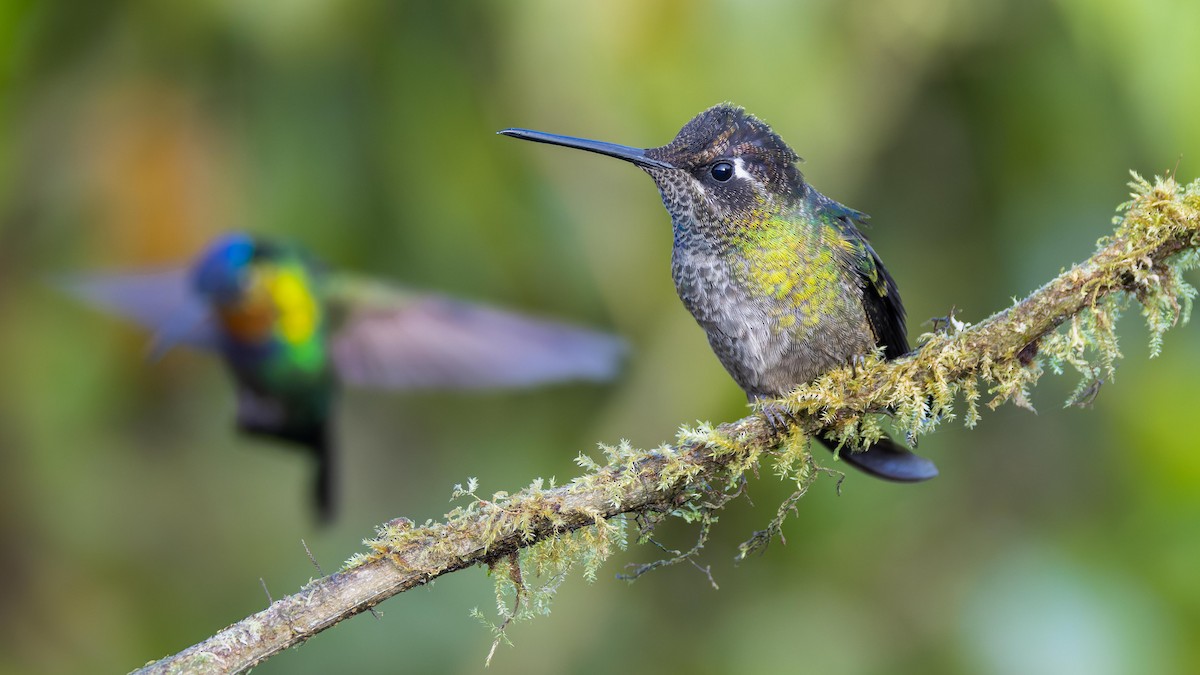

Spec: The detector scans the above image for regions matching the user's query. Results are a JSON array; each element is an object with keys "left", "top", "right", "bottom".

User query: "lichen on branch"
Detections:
[{"left": 133, "top": 174, "right": 1200, "bottom": 675}]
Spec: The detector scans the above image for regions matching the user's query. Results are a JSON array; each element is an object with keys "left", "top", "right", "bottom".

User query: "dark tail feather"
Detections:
[
  {"left": 312, "top": 430, "right": 337, "bottom": 524},
  {"left": 233, "top": 386, "right": 338, "bottom": 522},
  {"left": 816, "top": 435, "right": 938, "bottom": 483}
]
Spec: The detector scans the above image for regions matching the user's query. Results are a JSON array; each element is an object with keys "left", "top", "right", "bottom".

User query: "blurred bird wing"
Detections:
[
  {"left": 326, "top": 276, "right": 627, "bottom": 390},
  {"left": 57, "top": 269, "right": 220, "bottom": 355}
]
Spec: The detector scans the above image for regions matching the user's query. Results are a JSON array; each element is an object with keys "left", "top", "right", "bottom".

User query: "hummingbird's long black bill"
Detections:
[{"left": 498, "top": 128, "right": 673, "bottom": 170}]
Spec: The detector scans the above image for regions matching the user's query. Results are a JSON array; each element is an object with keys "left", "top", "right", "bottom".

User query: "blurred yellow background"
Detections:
[{"left": 1, "top": 0, "right": 1199, "bottom": 673}]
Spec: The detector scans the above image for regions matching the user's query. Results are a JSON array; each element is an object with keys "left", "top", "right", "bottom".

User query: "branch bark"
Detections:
[
  {"left": 135, "top": 414, "right": 771, "bottom": 675},
  {"left": 133, "top": 175, "right": 1200, "bottom": 675}
]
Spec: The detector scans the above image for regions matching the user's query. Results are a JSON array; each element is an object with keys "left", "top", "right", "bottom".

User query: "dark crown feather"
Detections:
[{"left": 654, "top": 103, "right": 800, "bottom": 167}]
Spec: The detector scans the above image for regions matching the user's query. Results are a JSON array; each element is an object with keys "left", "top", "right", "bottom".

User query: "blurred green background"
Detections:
[{"left": 2, "top": 0, "right": 1199, "bottom": 673}]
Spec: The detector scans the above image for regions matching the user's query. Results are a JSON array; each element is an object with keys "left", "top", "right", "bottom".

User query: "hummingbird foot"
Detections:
[
  {"left": 849, "top": 353, "right": 869, "bottom": 378},
  {"left": 926, "top": 305, "right": 965, "bottom": 335},
  {"left": 752, "top": 396, "right": 802, "bottom": 439}
]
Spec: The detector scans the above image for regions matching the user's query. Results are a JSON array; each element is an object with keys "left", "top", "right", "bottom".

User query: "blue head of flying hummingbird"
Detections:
[
  {"left": 500, "top": 104, "right": 936, "bottom": 482},
  {"left": 63, "top": 233, "right": 627, "bottom": 520}
]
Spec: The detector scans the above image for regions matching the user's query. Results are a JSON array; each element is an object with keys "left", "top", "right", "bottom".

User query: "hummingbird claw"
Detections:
[
  {"left": 753, "top": 397, "right": 799, "bottom": 437},
  {"left": 926, "top": 305, "right": 964, "bottom": 334},
  {"left": 848, "top": 353, "right": 870, "bottom": 378}
]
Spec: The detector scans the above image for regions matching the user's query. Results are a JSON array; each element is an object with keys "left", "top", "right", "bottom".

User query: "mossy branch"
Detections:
[{"left": 132, "top": 174, "right": 1200, "bottom": 675}]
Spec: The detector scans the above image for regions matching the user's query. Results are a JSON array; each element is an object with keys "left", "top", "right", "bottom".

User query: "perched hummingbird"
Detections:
[
  {"left": 63, "top": 234, "right": 627, "bottom": 520},
  {"left": 500, "top": 104, "right": 937, "bottom": 482}
]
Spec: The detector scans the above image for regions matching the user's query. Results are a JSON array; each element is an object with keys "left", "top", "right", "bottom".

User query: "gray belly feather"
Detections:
[{"left": 671, "top": 245, "right": 873, "bottom": 398}]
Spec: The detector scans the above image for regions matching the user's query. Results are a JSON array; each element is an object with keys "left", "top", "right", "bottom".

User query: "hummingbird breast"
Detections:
[
  {"left": 216, "top": 263, "right": 332, "bottom": 399},
  {"left": 670, "top": 221, "right": 875, "bottom": 398}
]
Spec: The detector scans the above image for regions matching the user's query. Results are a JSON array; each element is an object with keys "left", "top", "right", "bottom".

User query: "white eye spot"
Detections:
[{"left": 732, "top": 157, "right": 754, "bottom": 182}]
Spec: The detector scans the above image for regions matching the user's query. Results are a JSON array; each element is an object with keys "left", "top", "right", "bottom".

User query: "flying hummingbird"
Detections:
[
  {"left": 500, "top": 104, "right": 937, "bottom": 482},
  {"left": 63, "top": 233, "right": 627, "bottom": 520}
]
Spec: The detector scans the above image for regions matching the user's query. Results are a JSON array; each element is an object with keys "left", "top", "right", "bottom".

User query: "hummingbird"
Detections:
[
  {"left": 62, "top": 233, "right": 628, "bottom": 520},
  {"left": 500, "top": 104, "right": 937, "bottom": 482}
]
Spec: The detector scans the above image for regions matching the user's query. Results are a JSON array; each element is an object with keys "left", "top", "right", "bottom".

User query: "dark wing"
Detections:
[
  {"left": 825, "top": 205, "right": 909, "bottom": 359},
  {"left": 327, "top": 277, "right": 627, "bottom": 390},
  {"left": 56, "top": 269, "right": 220, "bottom": 354},
  {"left": 851, "top": 230, "right": 909, "bottom": 358}
]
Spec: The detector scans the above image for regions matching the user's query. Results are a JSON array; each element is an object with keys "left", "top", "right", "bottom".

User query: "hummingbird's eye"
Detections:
[{"left": 710, "top": 161, "right": 734, "bottom": 182}]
